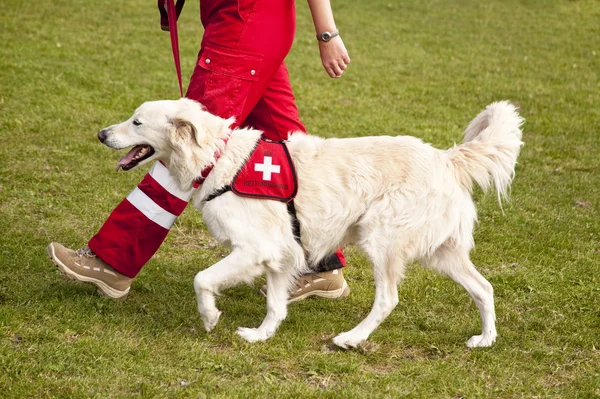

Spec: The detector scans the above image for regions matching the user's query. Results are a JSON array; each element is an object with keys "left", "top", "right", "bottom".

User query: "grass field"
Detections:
[{"left": 1, "top": 0, "right": 599, "bottom": 397}]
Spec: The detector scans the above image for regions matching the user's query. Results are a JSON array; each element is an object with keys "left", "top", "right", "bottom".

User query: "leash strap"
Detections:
[{"left": 166, "top": 0, "right": 184, "bottom": 97}]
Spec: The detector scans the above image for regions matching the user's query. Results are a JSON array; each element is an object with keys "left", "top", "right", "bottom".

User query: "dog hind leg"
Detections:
[
  {"left": 194, "top": 248, "right": 264, "bottom": 332},
  {"left": 237, "top": 269, "right": 291, "bottom": 342},
  {"left": 425, "top": 244, "right": 497, "bottom": 347}
]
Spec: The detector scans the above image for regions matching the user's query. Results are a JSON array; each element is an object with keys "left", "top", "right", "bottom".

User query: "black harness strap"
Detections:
[
  {"left": 205, "top": 189, "right": 339, "bottom": 272},
  {"left": 286, "top": 200, "right": 302, "bottom": 245},
  {"left": 286, "top": 201, "right": 342, "bottom": 271},
  {"left": 204, "top": 185, "right": 231, "bottom": 203}
]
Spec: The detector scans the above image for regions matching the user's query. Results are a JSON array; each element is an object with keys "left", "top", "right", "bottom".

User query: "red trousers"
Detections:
[{"left": 88, "top": 0, "right": 345, "bottom": 277}]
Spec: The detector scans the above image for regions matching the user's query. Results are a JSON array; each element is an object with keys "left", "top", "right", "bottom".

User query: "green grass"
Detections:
[{"left": 1, "top": 0, "right": 599, "bottom": 397}]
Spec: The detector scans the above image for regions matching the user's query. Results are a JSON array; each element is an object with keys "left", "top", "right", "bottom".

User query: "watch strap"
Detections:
[{"left": 316, "top": 29, "right": 340, "bottom": 42}]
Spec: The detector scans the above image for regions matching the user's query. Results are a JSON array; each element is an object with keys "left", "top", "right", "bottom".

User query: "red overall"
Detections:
[{"left": 88, "top": 0, "right": 345, "bottom": 277}]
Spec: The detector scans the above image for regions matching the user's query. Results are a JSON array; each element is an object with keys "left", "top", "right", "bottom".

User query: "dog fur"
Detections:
[{"left": 99, "top": 98, "right": 524, "bottom": 348}]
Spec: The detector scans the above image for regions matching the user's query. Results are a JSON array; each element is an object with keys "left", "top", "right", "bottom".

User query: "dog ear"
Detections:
[{"left": 168, "top": 118, "right": 200, "bottom": 148}]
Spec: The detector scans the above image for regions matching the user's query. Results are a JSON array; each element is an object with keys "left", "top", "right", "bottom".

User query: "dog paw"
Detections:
[
  {"left": 466, "top": 333, "right": 497, "bottom": 348},
  {"left": 236, "top": 327, "right": 269, "bottom": 343},
  {"left": 333, "top": 332, "right": 365, "bottom": 349},
  {"left": 201, "top": 310, "right": 222, "bottom": 332}
]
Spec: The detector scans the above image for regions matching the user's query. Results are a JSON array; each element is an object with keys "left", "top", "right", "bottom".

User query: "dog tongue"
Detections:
[{"left": 116, "top": 145, "right": 144, "bottom": 171}]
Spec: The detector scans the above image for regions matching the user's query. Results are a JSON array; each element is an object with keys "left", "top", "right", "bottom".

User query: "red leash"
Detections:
[
  {"left": 163, "top": 0, "right": 185, "bottom": 97},
  {"left": 161, "top": 0, "right": 226, "bottom": 188}
]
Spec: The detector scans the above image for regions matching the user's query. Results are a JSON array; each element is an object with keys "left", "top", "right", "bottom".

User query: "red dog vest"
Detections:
[{"left": 231, "top": 138, "right": 297, "bottom": 202}]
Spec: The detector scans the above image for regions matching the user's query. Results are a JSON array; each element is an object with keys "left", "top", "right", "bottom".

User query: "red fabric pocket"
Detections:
[{"left": 186, "top": 44, "right": 263, "bottom": 122}]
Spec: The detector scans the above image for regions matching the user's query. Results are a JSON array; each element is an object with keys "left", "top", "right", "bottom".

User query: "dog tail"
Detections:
[{"left": 448, "top": 101, "right": 524, "bottom": 203}]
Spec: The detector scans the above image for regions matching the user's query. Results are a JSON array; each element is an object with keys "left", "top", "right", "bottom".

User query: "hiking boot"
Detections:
[
  {"left": 46, "top": 242, "right": 132, "bottom": 299},
  {"left": 260, "top": 269, "right": 350, "bottom": 303}
]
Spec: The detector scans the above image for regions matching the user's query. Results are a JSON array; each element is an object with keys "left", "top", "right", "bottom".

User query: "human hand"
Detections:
[
  {"left": 318, "top": 36, "right": 351, "bottom": 78},
  {"left": 158, "top": 0, "right": 186, "bottom": 31}
]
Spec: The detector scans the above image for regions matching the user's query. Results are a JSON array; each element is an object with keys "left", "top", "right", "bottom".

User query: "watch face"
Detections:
[{"left": 322, "top": 32, "right": 332, "bottom": 41}]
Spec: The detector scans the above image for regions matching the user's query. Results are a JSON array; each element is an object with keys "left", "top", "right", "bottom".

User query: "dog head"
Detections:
[{"left": 98, "top": 98, "right": 234, "bottom": 188}]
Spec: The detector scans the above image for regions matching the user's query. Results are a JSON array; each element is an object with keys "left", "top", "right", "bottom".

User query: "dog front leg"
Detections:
[
  {"left": 237, "top": 270, "right": 290, "bottom": 343},
  {"left": 333, "top": 255, "right": 401, "bottom": 349},
  {"left": 333, "top": 277, "right": 398, "bottom": 349},
  {"left": 194, "top": 248, "right": 263, "bottom": 332}
]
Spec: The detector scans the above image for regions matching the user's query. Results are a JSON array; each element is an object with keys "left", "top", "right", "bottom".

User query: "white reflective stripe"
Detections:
[
  {"left": 126, "top": 187, "right": 177, "bottom": 230},
  {"left": 149, "top": 162, "right": 194, "bottom": 201}
]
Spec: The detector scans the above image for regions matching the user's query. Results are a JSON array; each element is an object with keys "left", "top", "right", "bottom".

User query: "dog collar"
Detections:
[{"left": 192, "top": 137, "right": 228, "bottom": 189}]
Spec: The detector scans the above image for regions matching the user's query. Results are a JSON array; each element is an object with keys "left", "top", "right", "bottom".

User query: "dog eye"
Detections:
[{"left": 133, "top": 119, "right": 142, "bottom": 126}]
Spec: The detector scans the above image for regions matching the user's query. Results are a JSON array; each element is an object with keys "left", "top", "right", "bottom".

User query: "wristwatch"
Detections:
[{"left": 316, "top": 29, "right": 339, "bottom": 42}]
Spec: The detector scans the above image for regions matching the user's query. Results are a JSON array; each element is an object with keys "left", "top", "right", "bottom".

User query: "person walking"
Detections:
[{"left": 47, "top": 0, "right": 351, "bottom": 300}]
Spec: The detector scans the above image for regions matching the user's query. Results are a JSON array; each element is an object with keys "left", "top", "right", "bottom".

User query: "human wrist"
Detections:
[{"left": 316, "top": 28, "right": 339, "bottom": 42}]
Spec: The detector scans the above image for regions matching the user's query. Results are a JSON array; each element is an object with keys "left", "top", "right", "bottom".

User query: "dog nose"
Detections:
[{"left": 97, "top": 129, "right": 109, "bottom": 143}]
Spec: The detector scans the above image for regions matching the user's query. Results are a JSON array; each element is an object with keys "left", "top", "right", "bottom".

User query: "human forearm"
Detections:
[
  {"left": 306, "top": 0, "right": 337, "bottom": 35},
  {"left": 306, "top": 0, "right": 350, "bottom": 78}
]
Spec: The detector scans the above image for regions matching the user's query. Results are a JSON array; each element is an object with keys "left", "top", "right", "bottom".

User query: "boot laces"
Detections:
[{"left": 75, "top": 245, "right": 96, "bottom": 258}]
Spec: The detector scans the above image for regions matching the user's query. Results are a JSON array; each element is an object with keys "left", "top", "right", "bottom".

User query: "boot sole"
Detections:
[
  {"left": 260, "top": 281, "right": 350, "bottom": 303},
  {"left": 288, "top": 281, "right": 350, "bottom": 303},
  {"left": 46, "top": 244, "right": 129, "bottom": 300}
]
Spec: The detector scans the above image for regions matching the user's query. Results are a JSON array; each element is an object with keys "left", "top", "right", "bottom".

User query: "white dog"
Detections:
[{"left": 99, "top": 98, "right": 523, "bottom": 348}]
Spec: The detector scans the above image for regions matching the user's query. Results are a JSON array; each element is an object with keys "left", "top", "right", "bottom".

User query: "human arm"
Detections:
[{"left": 306, "top": 0, "right": 351, "bottom": 78}]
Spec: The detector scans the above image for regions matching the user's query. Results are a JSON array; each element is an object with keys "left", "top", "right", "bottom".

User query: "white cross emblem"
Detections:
[{"left": 254, "top": 156, "right": 280, "bottom": 181}]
